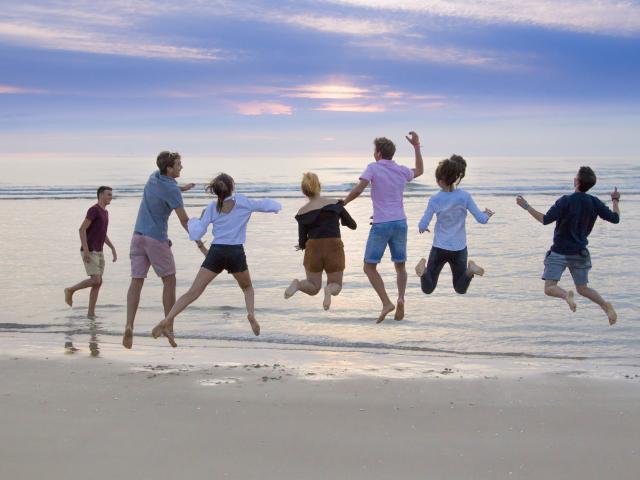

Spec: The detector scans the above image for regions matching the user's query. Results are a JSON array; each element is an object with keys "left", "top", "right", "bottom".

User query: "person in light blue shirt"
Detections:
[
  {"left": 152, "top": 173, "right": 282, "bottom": 346},
  {"left": 415, "top": 155, "right": 494, "bottom": 295}
]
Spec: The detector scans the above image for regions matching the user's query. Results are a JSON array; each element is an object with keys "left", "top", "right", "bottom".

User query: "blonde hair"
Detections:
[{"left": 301, "top": 172, "right": 321, "bottom": 198}]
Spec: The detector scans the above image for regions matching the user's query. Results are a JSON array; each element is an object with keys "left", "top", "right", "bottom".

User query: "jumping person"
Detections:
[
  {"left": 342, "top": 131, "right": 423, "bottom": 323},
  {"left": 285, "top": 172, "right": 357, "bottom": 310},
  {"left": 415, "top": 156, "right": 494, "bottom": 295},
  {"left": 151, "top": 173, "right": 281, "bottom": 347},
  {"left": 516, "top": 166, "right": 620, "bottom": 325},
  {"left": 122, "top": 151, "right": 201, "bottom": 349},
  {"left": 64, "top": 186, "right": 117, "bottom": 319}
]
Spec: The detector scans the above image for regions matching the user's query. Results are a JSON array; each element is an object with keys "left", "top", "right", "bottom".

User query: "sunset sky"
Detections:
[{"left": 1, "top": 0, "right": 639, "bottom": 159}]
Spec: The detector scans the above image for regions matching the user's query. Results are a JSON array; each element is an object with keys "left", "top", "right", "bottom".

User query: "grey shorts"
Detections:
[{"left": 542, "top": 250, "right": 591, "bottom": 286}]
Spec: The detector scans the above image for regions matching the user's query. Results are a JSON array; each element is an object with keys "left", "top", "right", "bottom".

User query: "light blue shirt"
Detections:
[
  {"left": 188, "top": 194, "right": 281, "bottom": 245},
  {"left": 134, "top": 171, "right": 184, "bottom": 241},
  {"left": 418, "top": 189, "right": 489, "bottom": 251}
]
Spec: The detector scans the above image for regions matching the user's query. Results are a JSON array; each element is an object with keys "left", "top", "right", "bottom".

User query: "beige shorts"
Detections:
[{"left": 82, "top": 251, "right": 105, "bottom": 276}]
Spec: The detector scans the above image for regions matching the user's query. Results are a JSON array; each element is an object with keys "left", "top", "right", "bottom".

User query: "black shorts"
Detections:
[{"left": 202, "top": 245, "right": 247, "bottom": 274}]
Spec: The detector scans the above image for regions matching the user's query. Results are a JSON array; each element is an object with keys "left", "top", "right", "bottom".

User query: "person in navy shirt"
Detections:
[{"left": 517, "top": 166, "right": 620, "bottom": 325}]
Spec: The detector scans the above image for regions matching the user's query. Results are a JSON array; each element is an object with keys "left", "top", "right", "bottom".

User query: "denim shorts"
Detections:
[
  {"left": 542, "top": 249, "right": 591, "bottom": 286},
  {"left": 364, "top": 219, "right": 408, "bottom": 264}
]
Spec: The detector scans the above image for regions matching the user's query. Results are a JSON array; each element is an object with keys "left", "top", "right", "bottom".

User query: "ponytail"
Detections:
[
  {"left": 450, "top": 154, "right": 467, "bottom": 185},
  {"left": 205, "top": 173, "right": 235, "bottom": 212}
]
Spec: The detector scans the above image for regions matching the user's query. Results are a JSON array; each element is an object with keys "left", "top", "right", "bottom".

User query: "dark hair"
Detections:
[
  {"left": 96, "top": 186, "right": 112, "bottom": 199},
  {"left": 576, "top": 166, "right": 596, "bottom": 192},
  {"left": 206, "top": 173, "right": 235, "bottom": 212},
  {"left": 435, "top": 154, "right": 467, "bottom": 187},
  {"left": 373, "top": 137, "right": 396, "bottom": 159},
  {"left": 157, "top": 151, "right": 181, "bottom": 175}
]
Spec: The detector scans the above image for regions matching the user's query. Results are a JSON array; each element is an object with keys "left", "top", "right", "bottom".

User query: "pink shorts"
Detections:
[{"left": 129, "top": 234, "right": 176, "bottom": 279}]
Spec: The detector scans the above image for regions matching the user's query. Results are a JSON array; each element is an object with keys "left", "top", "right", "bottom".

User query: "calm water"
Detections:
[{"left": 0, "top": 155, "right": 638, "bottom": 366}]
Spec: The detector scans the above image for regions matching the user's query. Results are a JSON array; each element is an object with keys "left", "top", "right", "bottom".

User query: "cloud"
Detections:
[
  {"left": 324, "top": 0, "right": 640, "bottom": 36},
  {"left": 316, "top": 103, "right": 385, "bottom": 112},
  {"left": 234, "top": 101, "right": 293, "bottom": 116},
  {"left": 284, "top": 84, "right": 369, "bottom": 99},
  {"left": 268, "top": 13, "right": 398, "bottom": 35},
  {"left": 0, "top": 22, "right": 221, "bottom": 60},
  {"left": 0, "top": 84, "right": 46, "bottom": 94}
]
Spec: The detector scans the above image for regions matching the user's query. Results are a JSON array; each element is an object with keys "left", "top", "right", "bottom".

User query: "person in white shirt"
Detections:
[
  {"left": 415, "top": 155, "right": 494, "bottom": 295},
  {"left": 151, "top": 173, "right": 282, "bottom": 346}
]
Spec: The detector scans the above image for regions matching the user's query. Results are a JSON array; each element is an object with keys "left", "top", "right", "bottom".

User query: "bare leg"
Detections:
[
  {"left": 576, "top": 285, "right": 617, "bottom": 325},
  {"left": 415, "top": 258, "right": 426, "bottom": 277},
  {"left": 161, "top": 274, "right": 176, "bottom": 318},
  {"left": 87, "top": 275, "right": 103, "bottom": 317},
  {"left": 232, "top": 270, "right": 260, "bottom": 336},
  {"left": 544, "top": 280, "right": 576, "bottom": 312},
  {"left": 152, "top": 268, "right": 218, "bottom": 347},
  {"left": 123, "top": 278, "right": 144, "bottom": 349},
  {"left": 323, "top": 271, "right": 343, "bottom": 311},
  {"left": 65, "top": 277, "right": 97, "bottom": 306},
  {"left": 394, "top": 262, "right": 407, "bottom": 320},
  {"left": 294, "top": 270, "right": 323, "bottom": 296},
  {"left": 466, "top": 260, "right": 485, "bottom": 277},
  {"left": 363, "top": 262, "right": 394, "bottom": 323}
]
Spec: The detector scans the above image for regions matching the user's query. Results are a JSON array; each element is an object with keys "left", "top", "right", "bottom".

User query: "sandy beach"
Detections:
[{"left": 1, "top": 342, "right": 639, "bottom": 480}]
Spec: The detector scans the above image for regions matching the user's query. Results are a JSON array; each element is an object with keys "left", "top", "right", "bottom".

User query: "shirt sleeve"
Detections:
[
  {"left": 594, "top": 197, "right": 620, "bottom": 224},
  {"left": 418, "top": 198, "right": 436, "bottom": 231},
  {"left": 466, "top": 193, "right": 489, "bottom": 224},
  {"left": 86, "top": 206, "right": 98, "bottom": 222},
  {"left": 297, "top": 219, "right": 309, "bottom": 250},
  {"left": 339, "top": 206, "right": 357, "bottom": 230},
  {"left": 542, "top": 196, "right": 566, "bottom": 225},
  {"left": 359, "top": 163, "right": 374, "bottom": 182},
  {"left": 166, "top": 185, "right": 184, "bottom": 210},
  {"left": 247, "top": 198, "right": 282, "bottom": 213},
  {"left": 187, "top": 202, "right": 214, "bottom": 241},
  {"left": 402, "top": 165, "right": 414, "bottom": 182}
]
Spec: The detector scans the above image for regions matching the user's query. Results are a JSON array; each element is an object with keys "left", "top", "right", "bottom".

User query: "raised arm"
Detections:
[
  {"left": 343, "top": 179, "right": 369, "bottom": 206},
  {"left": 516, "top": 195, "right": 545, "bottom": 224},
  {"left": 597, "top": 187, "right": 621, "bottom": 223},
  {"left": 248, "top": 198, "right": 282, "bottom": 213},
  {"left": 406, "top": 131, "right": 423, "bottom": 179}
]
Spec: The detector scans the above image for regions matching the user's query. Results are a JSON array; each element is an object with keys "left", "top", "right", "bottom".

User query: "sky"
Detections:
[{"left": 1, "top": 0, "right": 639, "bottom": 159}]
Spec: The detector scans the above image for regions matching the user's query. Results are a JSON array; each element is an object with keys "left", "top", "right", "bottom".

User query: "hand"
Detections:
[
  {"left": 611, "top": 186, "right": 620, "bottom": 202},
  {"left": 111, "top": 248, "right": 118, "bottom": 262},
  {"left": 419, "top": 227, "right": 430, "bottom": 234},
  {"left": 406, "top": 131, "right": 420, "bottom": 147},
  {"left": 181, "top": 183, "right": 196, "bottom": 192},
  {"left": 294, "top": 245, "right": 302, "bottom": 251},
  {"left": 516, "top": 195, "right": 529, "bottom": 209},
  {"left": 484, "top": 208, "right": 495, "bottom": 218},
  {"left": 82, "top": 250, "right": 91, "bottom": 263}
]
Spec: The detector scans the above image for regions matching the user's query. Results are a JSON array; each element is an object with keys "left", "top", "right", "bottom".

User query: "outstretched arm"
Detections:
[
  {"left": 516, "top": 196, "right": 544, "bottom": 224},
  {"left": 343, "top": 179, "right": 369, "bottom": 206},
  {"left": 467, "top": 194, "right": 492, "bottom": 224},
  {"left": 248, "top": 198, "right": 282, "bottom": 213},
  {"left": 180, "top": 183, "right": 196, "bottom": 192},
  {"left": 406, "top": 131, "right": 423, "bottom": 179}
]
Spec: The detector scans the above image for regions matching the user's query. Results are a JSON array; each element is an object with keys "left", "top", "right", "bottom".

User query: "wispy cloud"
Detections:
[
  {"left": 268, "top": 13, "right": 398, "bottom": 35},
  {"left": 234, "top": 101, "right": 293, "bottom": 116},
  {"left": 0, "top": 84, "right": 46, "bottom": 94},
  {"left": 284, "top": 84, "right": 369, "bottom": 99},
  {"left": 324, "top": 0, "right": 640, "bottom": 36},
  {"left": 315, "top": 103, "right": 385, "bottom": 112}
]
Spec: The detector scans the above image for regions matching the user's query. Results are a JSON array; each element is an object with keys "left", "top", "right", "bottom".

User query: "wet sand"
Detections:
[{"left": 1, "top": 354, "right": 639, "bottom": 480}]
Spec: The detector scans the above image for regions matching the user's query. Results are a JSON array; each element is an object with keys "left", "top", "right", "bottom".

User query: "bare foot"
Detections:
[
  {"left": 284, "top": 279, "right": 299, "bottom": 299},
  {"left": 467, "top": 260, "right": 485, "bottom": 277},
  {"left": 122, "top": 327, "right": 133, "bottom": 349},
  {"left": 87, "top": 313, "right": 97, "bottom": 320},
  {"left": 565, "top": 290, "right": 577, "bottom": 312},
  {"left": 64, "top": 288, "right": 73, "bottom": 307},
  {"left": 323, "top": 286, "right": 332, "bottom": 311},
  {"left": 394, "top": 299, "right": 405, "bottom": 321},
  {"left": 151, "top": 320, "right": 177, "bottom": 347},
  {"left": 248, "top": 314, "right": 260, "bottom": 336},
  {"left": 603, "top": 302, "right": 617, "bottom": 325},
  {"left": 415, "top": 258, "right": 426, "bottom": 277},
  {"left": 376, "top": 303, "right": 395, "bottom": 324}
]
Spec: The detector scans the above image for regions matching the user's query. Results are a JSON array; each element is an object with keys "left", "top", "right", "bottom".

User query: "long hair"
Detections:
[{"left": 206, "top": 173, "right": 235, "bottom": 212}]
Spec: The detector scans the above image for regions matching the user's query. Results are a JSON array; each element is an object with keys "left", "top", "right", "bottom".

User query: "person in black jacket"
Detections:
[{"left": 285, "top": 172, "right": 357, "bottom": 310}]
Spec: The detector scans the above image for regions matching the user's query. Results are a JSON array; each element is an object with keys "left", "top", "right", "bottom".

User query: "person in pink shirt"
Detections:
[{"left": 343, "top": 132, "right": 423, "bottom": 323}]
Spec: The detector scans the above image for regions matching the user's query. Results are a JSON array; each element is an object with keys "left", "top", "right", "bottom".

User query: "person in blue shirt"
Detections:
[
  {"left": 415, "top": 155, "right": 494, "bottom": 296},
  {"left": 151, "top": 173, "right": 282, "bottom": 346},
  {"left": 516, "top": 166, "right": 621, "bottom": 325}
]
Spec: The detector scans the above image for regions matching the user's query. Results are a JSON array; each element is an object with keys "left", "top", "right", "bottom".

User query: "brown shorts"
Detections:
[{"left": 303, "top": 238, "right": 345, "bottom": 273}]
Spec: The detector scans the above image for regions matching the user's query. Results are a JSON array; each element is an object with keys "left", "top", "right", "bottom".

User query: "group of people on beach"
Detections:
[{"left": 64, "top": 131, "right": 622, "bottom": 349}]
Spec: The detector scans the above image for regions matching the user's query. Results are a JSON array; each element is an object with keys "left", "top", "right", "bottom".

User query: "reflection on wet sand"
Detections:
[{"left": 64, "top": 317, "right": 101, "bottom": 357}]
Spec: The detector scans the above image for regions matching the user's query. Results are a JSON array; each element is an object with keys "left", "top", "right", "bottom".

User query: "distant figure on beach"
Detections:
[
  {"left": 151, "top": 173, "right": 281, "bottom": 347},
  {"left": 415, "top": 156, "right": 494, "bottom": 295},
  {"left": 516, "top": 166, "right": 620, "bottom": 325},
  {"left": 284, "top": 172, "right": 357, "bottom": 310},
  {"left": 64, "top": 186, "right": 117, "bottom": 319},
  {"left": 122, "top": 151, "right": 201, "bottom": 349},
  {"left": 342, "top": 131, "right": 423, "bottom": 323}
]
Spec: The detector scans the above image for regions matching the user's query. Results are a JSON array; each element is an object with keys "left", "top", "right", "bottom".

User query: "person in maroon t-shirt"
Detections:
[{"left": 64, "top": 186, "right": 117, "bottom": 318}]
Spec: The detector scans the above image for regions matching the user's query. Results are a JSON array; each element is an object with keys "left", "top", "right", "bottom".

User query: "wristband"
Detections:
[{"left": 520, "top": 202, "right": 530, "bottom": 210}]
